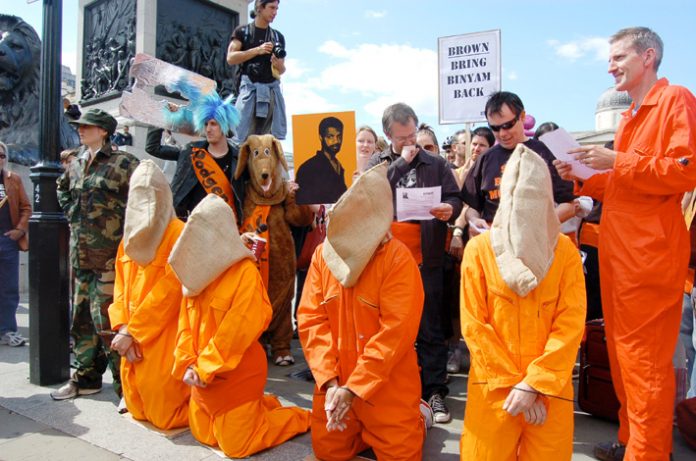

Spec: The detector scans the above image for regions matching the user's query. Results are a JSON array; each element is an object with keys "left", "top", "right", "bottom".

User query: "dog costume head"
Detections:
[{"left": 235, "top": 134, "right": 288, "bottom": 198}]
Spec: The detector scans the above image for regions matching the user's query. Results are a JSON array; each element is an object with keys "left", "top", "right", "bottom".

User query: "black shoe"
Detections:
[
  {"left": 427, "top": 393, "right": 451, "bottom": 424},
  {"left": 593, "top": 441, "right": 625, "bottom": 461}
]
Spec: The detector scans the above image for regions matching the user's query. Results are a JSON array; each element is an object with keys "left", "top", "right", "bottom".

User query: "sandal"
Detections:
[
  {"left": 274, "top": 355, "right": 295, "bottom": 366},
  {"left": 0, "top": 331, "right": 26, "bottom": 347}
]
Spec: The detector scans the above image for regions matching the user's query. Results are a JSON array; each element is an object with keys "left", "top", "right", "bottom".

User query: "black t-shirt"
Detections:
[
  {"left": 0, "top": 175, "right": 13, "bottom": 233},
  {"left": 178, "top": 151, "right": 234, "bottom": 220},
  {"left": 461, "top": 138, "right": 575, "bottom": 223},
  {"left": 232, "top": 24, "right": 285, "bottom": 84}
]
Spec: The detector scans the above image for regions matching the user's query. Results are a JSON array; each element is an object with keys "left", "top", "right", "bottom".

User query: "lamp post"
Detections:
[{"left": 28, "top": 0, "right": 70, "bottom": 385}]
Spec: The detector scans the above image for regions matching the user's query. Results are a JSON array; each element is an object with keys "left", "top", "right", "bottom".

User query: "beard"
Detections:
[{"left": 322, "top": 141, "right": 341, "bottom": 156}]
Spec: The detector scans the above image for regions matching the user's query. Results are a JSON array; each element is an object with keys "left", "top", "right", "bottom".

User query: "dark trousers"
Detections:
[
  {"left": 417, "top": 265, "right": 448, "bottom": 400},
  {"left": 0, "top": 235, "right": 20, "bottom": 335}
]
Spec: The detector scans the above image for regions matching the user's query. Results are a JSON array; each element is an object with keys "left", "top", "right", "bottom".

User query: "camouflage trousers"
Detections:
[{"left": 71, "top": 269, "right": 121, "bottom": 396}]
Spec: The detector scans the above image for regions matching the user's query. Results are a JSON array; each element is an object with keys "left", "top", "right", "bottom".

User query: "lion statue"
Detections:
[{"left": 0, "top": 15, "right": 79, "bottom": 165}]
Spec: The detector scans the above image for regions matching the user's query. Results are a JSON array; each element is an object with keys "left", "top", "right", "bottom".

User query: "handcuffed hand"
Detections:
[
  {"left": 124, "top": 342, "right": 143, "bottom": 363},
  {"left": 523, "top": 395, "right": 548, "bottom": 425},
  {"left": 111, "top": 326, "right": 133, "bottom": 356},
  {"left": 325, "top": 384, "right": 354, "bottom": 432},
  {"left": 183, "top": 366, "right": 207, "bottom": 388},
  {"left": 503, "top": 381, "right": 539, "bottom": 417}
]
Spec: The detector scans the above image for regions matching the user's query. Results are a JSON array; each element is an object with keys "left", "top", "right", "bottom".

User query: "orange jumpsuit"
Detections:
[
  {"left": 460, "top": 233, "right": 586, "bottom": 461},
  {"left": 578, "top": 79, "right": 696, "bottom": 461},
  {"left": 108, "top": 219, "right": 189, "bottom": 430},
  {"left": 298, "top": 239, "right": 425, "bottom": 461},
  {"left": 173, "top": 258, "right": 310, "bottom": 458}
]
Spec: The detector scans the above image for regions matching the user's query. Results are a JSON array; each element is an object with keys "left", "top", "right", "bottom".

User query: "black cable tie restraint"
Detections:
[{"left": 470, "top": 381, "right": 577, "bottom": 403}]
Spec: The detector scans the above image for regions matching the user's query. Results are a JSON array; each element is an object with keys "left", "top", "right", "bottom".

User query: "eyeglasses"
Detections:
[
  {"left": 422, "top": 144, "right": 437, "bottom": 152},
  {"left": 392, "top": 132, "right": 417, "bottom": 143},
  {"left": 488, "top": 116, "right": 520, "bottom": 132}
]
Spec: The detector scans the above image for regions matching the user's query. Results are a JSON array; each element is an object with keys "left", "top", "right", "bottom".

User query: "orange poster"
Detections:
[{"left": 292, "top": 111, "right": 356, "bottom": 205}]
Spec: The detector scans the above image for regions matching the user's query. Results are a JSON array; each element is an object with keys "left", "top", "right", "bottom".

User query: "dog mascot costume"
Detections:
[{"left": 235, "top": 134, "right": 313, "bottom": 366}]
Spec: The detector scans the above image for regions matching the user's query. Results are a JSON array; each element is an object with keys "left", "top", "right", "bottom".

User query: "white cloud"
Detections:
[
  {"left": 508, "top": 71, "right": 518, "bottom": 81},
  {"left": 547, "top": 37, "right": 609, "bottom": 62},
  {"left": 282, "top": 58, "right": 311, "bottom": 80},
  {"left": 365, "top": 10, "right": 387, "bottom": 19},
  {"left": 313, "top": 41, "right": 438, "bottom": 118},
  {"left": 62, "top": 50, "right": 78, "bottom": 74},
  {"left": 280, "top": 40, "right": 439, "bottom": 151},
  {"left": 317, "top": 40, "right": 352, "bottom": 59}
]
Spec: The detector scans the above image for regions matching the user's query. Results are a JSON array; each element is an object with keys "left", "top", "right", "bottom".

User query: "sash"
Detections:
[
  {"left": 242, "top": 205, "right": 271, "bottom": 287},
  {"left": 390, "top": 221, "right": 422, "bottom": 265},
  {"left": 190, "top": 148, "right": 236, "bottom": 212}
]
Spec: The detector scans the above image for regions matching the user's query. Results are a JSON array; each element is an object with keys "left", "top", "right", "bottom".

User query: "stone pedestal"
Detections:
[{"left": 77, "top": 0, "right": 250, "bottom": 159}]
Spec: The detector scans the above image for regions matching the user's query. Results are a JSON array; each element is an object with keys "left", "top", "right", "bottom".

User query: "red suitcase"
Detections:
[{"left": 578, "top": 319, "right": 620, "bottom": 421}]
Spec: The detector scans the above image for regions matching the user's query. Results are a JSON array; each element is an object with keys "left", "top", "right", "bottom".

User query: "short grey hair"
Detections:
[
  {"left": 610, "top": 27, "right": 663, "bottom": 71},
  {"left": 382, "top": 103, "right": 418, "bottom": 136}
]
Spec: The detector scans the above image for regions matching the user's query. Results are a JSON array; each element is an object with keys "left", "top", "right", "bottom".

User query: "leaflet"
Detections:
[
  {"left": 539, "top": 127, "right": 608, "bottom": 180},
  {"left": 396, "top": 186, "right": 441, "bottom": 222}
]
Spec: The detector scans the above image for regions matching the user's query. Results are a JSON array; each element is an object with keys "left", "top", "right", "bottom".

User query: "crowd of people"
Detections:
[{"left": 1, "top": 5, "right": 695, "bottom": 459}]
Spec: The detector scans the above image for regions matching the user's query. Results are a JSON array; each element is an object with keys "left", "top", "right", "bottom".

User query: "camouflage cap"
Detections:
[{"left": 69, "top": 109, "right": 118, "bottom": 136}]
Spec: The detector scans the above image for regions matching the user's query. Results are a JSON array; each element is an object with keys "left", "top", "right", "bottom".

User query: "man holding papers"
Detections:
[
  {"left": 366, "top": 102, "right": 462, "bottom": 423},
  {"left": 554, "top": 27, "right": 696, "bottom": 461},
  {"left": 462, "top": 91, "right": 575, "bottom": 235}
]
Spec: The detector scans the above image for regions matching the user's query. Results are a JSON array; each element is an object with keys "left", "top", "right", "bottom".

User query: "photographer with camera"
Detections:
[{"left": 227, "top": 0, "right": 287, "bottom": 142}]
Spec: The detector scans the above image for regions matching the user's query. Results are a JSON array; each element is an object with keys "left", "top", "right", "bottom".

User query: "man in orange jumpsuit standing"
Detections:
[
  {"left": 555, "top": 27, "right": 696, "bottom": 461},
  {"left": 460, "top": 144, "right": 586, "bottom": 460},
  {"left": 298, "top": 163, "right": 428, "bottom": 461},
  {"left": 170, "top": 194, "right": 310, "bottom": 458},
  {"left": 108, "top": 160, "right": 189, "bottom": 429}
]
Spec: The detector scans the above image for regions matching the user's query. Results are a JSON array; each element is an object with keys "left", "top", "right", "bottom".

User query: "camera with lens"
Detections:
[{"left": 272, "top": 42, "right": 286, "bottom": 59}]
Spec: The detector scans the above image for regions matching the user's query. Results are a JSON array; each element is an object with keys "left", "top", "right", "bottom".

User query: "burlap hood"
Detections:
[
  {"left": 123, "top": 160, "right": 175, "bottom": 266},
  {"left": 490, "top": 144, "right": 560, "bottom": 297},
  {"left": 168, "top": 194, "right": 253, "bottom": 297},
  {"left": 322, "top": 162, "right": 393, "bottom": 287}
]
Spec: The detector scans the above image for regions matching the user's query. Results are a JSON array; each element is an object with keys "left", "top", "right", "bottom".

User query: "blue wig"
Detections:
[
  {"left": 161, "top": 77, "right": 240, "bottom": 136},
  {"left": 192, "top": 92, "right": 240, "bottom": 136},
  {"left": 161, "top": 77, "right": 201, "bottom": 131}
]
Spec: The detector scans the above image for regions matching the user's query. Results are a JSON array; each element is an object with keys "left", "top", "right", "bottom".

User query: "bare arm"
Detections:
[
  {"left": 227, "top": 38, "right": 270, "bottom": 65},
  {"left": 271, "top": 54, "right": 286, "bottom": 75}
]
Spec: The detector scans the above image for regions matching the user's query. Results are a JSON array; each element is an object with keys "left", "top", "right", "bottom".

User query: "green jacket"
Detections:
[{"left": 57, "top": 142, "right": 139, "bottom": 271}]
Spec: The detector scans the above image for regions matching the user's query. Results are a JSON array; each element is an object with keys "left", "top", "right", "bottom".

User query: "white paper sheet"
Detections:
[
  {"left": 539, "top": 128, "right": 608, "bottom": 180},
  {"left": 396, "top": 186, "right": 441, "bottom": 221}
]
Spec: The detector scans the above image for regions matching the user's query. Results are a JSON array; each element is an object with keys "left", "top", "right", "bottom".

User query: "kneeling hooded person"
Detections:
[
  {"left": 169, "top": 194, "right": 310, "bottom": 458},
  {"left": 108, "top": 160, "right": 189, "bottom": 429},
  {"left": 459, "top": 144, "right": 586, "bottom": 461},
  {"left": 298, "top": 162, "right": 428, "bottom": 461}
]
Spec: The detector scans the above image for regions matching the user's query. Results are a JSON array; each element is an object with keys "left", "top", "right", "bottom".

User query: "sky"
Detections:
[{"left": 5, "top": 0, "right": 696, "bottom": 152}]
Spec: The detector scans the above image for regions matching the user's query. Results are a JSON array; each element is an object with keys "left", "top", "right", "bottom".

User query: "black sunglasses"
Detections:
[{"left": 489, "top": 116, "right": 520, "bottom": 132}]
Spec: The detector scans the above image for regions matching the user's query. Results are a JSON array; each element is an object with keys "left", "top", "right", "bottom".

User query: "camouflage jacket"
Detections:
[{"left": 57, "top": 142, "right": 139, "bottom": 271}]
